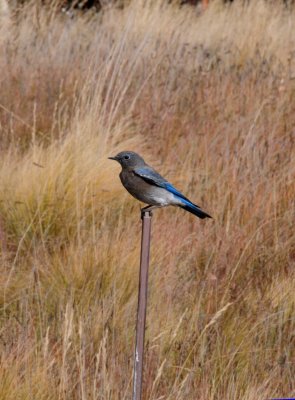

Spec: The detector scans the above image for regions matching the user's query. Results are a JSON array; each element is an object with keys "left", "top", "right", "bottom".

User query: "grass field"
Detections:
[{"left": 0, "top": 1, "right": 294, "bottom": 399}]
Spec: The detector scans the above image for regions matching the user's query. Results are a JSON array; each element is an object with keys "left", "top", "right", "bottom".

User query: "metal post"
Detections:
[
  {"left": 132, "top": 210, "right": 152, "bottom": 400},
  {"left": 202, "top": 0, "right": 209, "bottom": 10}
]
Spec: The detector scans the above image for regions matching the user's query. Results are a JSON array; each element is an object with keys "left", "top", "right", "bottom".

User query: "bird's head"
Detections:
[{"left": 108, "top": 151, "right": 146, "bottom": 168}]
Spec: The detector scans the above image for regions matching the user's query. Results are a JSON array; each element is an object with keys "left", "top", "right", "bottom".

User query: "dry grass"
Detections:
[{"left": 0, "top": 0, "right": 294, "bottom": 399}]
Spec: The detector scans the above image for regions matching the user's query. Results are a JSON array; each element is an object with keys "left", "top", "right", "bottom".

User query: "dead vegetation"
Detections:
[{"left": 0, "top": 0, "right": 294, "bottom": 399}]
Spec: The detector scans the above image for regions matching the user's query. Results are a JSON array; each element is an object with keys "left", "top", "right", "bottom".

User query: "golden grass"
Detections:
[{"left": 0, "top": 0, "right": 294, "bottom": 398}]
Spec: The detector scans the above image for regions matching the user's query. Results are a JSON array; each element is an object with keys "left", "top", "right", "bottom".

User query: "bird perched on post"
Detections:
[{"left": 109, "top": 151, "right": 212, "bottom": 219}]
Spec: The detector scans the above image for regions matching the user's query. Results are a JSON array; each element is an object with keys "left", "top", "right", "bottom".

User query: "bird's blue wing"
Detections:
[
  {"left": 133, "top": 167, "right": 167, "bottom": 186},
  {"left": 133, "top": 167, "right": 196, "bottom": 204}
]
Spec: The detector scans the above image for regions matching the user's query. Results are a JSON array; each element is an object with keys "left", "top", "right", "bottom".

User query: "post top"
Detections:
[{"left": 141, "top": 210, "right": 153, "bottom": 219}]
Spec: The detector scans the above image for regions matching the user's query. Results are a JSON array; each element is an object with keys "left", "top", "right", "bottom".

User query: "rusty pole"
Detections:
[
  {"left": 202, "top": 0, "right": 209, "bottom": 10},
  {"left": 132, "top": 209, "right": 152, "bottom": 400}
]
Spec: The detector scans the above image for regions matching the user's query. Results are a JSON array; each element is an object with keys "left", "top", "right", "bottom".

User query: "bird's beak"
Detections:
[{"left": 108, "top": 156, "right": 117, "bottom": 161}]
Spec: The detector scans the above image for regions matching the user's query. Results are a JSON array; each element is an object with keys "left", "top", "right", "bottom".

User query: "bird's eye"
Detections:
[{"left": 124, "top": 155, "right": 130, "bottom": 160}]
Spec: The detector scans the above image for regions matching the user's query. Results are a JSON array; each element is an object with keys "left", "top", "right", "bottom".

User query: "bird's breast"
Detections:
[{"left": 119, "top": 170, "right": 178, "bottom": 206}]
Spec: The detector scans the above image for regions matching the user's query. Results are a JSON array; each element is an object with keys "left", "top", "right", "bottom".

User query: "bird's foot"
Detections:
[{"left": 141, "top": 205, "right": 159, "bottom": 218}]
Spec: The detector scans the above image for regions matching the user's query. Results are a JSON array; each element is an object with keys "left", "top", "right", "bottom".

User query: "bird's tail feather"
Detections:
[{"left": 179, "top": 199, "right": 212, "bottom": 219}]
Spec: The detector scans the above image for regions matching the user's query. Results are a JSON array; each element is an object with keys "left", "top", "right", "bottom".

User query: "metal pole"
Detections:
[
  {"left": 132, "top": 210, "right": 152, "bottom": 400},
  {"left": 202, "top": 0, "right": 209, "bottom": 10}
]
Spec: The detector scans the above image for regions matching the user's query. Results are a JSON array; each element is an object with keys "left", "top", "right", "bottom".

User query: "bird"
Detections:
[{"left": 108, "top": 151, "right": 212, "bottom": 219}]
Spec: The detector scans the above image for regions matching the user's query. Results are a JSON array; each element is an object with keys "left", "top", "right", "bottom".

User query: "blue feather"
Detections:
[
  {"left": 163, "top": 182, "right": 192, "bottom": 203},
  {"left": 178, "top": 197, "right": 212, "bottom": 219},
  {"left": 133, "top": 166, "right": 212, "bottom": 218},
  {"left": 134, "top": 168, "right": 198, "bottom": 205}
]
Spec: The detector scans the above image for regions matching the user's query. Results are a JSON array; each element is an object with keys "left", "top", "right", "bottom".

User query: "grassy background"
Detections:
[{"left": 0, "top": 0, "right": 294, "bottom": 399}]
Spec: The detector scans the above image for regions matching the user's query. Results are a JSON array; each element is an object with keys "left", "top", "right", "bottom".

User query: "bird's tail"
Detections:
[{"left": 179, "top": 199, "right": 212, "bottom": 219}]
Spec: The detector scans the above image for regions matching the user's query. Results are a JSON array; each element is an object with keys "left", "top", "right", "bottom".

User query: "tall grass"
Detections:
[{"left": 0, "top": 0, "right": 294, "bottom": 399}]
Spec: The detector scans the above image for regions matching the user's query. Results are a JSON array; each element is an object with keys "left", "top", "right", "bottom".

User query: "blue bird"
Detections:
[{"left": 109, "top": 151, "right": 212, "bottom": 219}]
